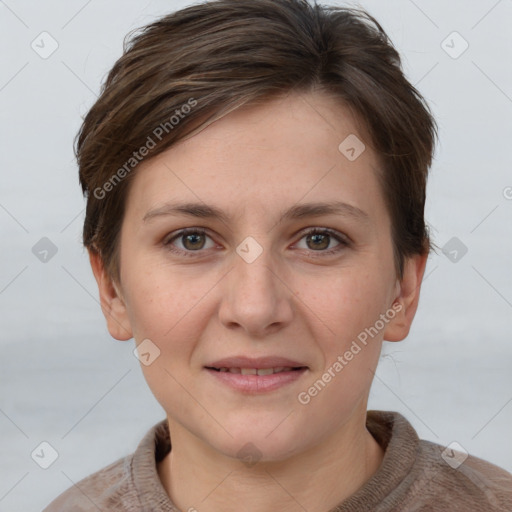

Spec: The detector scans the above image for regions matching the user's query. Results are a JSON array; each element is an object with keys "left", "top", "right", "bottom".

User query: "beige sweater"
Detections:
[{"left": 43, "top": 410, "right": 512, "bottom": 511}]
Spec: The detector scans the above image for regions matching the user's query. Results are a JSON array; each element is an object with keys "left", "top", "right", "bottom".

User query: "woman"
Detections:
[{"left": 44, "top": 0, "right": 512, "bottom": 510}]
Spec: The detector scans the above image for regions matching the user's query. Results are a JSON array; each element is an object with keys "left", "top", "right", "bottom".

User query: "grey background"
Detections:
[{"left": 1, "top": 0, "right": 511, "bottom": 510}]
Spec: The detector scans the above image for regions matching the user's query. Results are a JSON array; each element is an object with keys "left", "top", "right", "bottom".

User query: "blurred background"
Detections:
[{"left": 1, "top": 0, "right": 511, "bottom": 510}]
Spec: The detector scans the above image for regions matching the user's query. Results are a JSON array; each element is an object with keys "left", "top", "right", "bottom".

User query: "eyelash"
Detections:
[{"left": 162, "top": 227, "right": 350, "bottom": 259}]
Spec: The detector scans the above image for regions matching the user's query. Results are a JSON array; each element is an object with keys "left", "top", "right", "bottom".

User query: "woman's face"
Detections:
[{"left": 94, "top": 91, "right": 425, "bottom": 461}]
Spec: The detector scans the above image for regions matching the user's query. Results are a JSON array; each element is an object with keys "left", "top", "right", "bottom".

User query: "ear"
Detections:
[
  {"left": 383, "top": 252, "right": 428, "bottom": 342},
  {"left": 88, "top": 250, "right": 133, "bottom": 341}
]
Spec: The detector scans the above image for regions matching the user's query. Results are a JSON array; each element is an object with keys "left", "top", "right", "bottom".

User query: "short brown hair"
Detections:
[{"left": 76, "top": 0, "right": 438, "bottom": 282}]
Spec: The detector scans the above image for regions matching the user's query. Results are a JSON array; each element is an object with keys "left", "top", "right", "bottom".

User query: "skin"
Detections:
[{"left": 90, "top": 90, "right": 427, "bottom": 512}]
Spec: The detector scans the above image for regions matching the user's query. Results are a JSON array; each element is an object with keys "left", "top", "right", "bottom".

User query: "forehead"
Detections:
[{"left": 125, "top": 91, "right": 388, "bottom": 230}]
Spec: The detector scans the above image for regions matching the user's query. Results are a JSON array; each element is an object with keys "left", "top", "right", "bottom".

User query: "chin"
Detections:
[{"left": 208, "top": 418, "right": 313, "bottom": 464}]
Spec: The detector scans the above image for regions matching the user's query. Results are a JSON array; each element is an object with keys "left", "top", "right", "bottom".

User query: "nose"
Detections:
[{"left": 218, "top": 236, "right": 294, "bottom": 339}]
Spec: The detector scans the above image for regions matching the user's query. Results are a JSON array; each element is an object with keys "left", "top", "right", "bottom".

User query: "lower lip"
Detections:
[{"left": 205, "top": 368, "right": 308, "bottom": 393}]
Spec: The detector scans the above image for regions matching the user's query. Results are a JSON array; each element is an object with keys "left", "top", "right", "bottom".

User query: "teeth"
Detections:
[
  {"left": 256, "top": 368, "right": 274, "bottom": 376},
  {"left": 215, "top": 367, "right": 298, "bottom": 374}
]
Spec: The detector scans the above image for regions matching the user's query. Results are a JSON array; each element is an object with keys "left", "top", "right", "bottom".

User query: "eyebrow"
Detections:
[{"left": 142, "top": 200, "right": 371, "bottom": 225}]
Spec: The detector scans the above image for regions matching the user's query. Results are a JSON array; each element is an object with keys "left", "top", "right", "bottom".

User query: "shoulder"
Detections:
[
  {"left": 43, "top": 420, "right": 171, "bottom": 512},
  {"left": 42, "top": 419, "right": 170, "bottom": 512},
  {"left": 406, "top": 438, "right": 512, "bottom": 510},
  {"left": 42, "top": 454, "right": 137, "bottom": 512},
  {"left": 364, "top": 411, "right": 512, "bottom": 511}
]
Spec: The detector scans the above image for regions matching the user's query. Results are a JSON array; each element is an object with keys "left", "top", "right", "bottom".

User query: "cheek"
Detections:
[
  {"left": 125, "top": 275, "right": 212, "bottom": 422},
  {"left": 296, "top": 275, "right": 386, "bottom": 422},
  {"left": 122, "top": 278, "right": 205, "bottom": 412},
  {"left": 122, "top": 261, "right": 211, "bottom": 341},
  {"left": 307, "top": 268, "right": 391, "bottom": 350}
]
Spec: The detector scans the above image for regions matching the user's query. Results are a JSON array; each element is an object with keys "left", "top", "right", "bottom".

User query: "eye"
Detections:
[
  {"left": 294, "top": 228, "right": 350, "bottom": 256},
  {"left": 163, "top": 227, "right": 216, "bottom": 256},
  {"left": 162, "top": 226, "right": 350, "bottom": 259}
]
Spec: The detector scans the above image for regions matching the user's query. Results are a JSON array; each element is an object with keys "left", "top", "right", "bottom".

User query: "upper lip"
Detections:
[{"left": 206, "top": 356, "right": 307, "bottom": 369}]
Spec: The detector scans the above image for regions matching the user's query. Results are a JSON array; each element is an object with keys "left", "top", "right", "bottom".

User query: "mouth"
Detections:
[
  {"left": 204, "top": 356, "right": 309, "bottom": 393},
  {"left": 206, "top": 366, "right": 307, "bottom": 375}
]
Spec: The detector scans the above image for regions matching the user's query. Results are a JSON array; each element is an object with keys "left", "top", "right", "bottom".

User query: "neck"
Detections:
[{"left": 157, "top": 407, "right": 384, "bottom": 512}]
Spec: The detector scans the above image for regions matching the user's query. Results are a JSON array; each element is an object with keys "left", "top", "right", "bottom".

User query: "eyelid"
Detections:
[{"left": 297, "top": 226, "right": 351, "bottom": 244}]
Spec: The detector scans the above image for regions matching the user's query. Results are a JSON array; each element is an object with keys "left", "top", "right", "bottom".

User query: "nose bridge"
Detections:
[
  {"left": 218, "top": 233, "right": 292, "bottom": 335},
  {"left": 232, "top": 234, "right": 279, "bottom": 299}
]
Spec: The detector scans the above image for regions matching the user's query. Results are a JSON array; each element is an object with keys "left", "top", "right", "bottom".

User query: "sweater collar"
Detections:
[{"left": 329, "top": 410, "right": 419, "bottom": 511}]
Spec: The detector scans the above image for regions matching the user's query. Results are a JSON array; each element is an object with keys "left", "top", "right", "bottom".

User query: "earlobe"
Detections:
[
  {"left": 383, "top": 252, "right": 428, "bottom": 342},
  {"left": 88, "top": 250, "right": 133, "bottom": 341}
]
